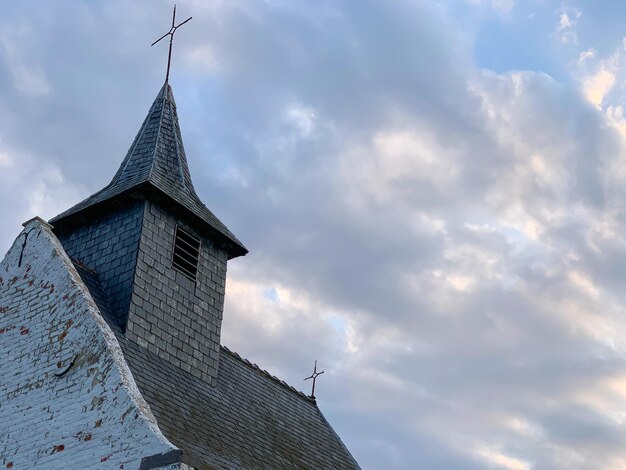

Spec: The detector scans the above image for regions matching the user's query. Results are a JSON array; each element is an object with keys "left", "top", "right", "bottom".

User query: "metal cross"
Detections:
[
  {"left": 151, "top": 4, "right": 192, "bottom": 84},
  {"left": 304, "top": 360, "right": 324, "bottom": 399}
]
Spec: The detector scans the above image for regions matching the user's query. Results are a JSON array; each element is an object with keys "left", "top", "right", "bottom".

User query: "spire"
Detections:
[
  {"left": 109, "top": 83, "right": 196, "bottom": 199},
  {"left": 51, "top": 84, "right": 247, "bottom": 258}
]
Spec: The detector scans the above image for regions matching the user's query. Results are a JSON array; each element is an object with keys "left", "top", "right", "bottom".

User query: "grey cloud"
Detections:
[{"left": 3, "top": 1, "right": 626, "bottom": 469}]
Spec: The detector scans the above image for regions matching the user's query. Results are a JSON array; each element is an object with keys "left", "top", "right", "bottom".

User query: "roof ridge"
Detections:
[
  {"left": 111, "top": 85, "right": 164, "bottom": 184},
  {"left": 146, "top": 85, "right": 166, "bottom": 184},
  {"left": 221, "top": 345, "right": 316, "bottom": 403},
  {"left": 70, "top": 256, "right": 97, "bottom": 274},
  {"left": 168, "top": 93, "right": 189, "bottom": 194}
]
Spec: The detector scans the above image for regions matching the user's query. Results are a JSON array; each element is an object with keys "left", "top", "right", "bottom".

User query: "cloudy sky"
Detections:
[{"left": 4, "top": 1, "right": 626, "bottom": 468}]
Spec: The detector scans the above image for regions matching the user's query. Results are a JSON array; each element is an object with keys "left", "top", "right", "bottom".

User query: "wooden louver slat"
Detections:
[{"left": 172, "top": 226, "right": 200, "bottom": 281}]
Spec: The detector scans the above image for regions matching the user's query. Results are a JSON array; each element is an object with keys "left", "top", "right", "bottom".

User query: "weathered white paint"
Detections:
[
  {"left": 156, "top": 465, "right": 194, "bottom": 470},
  {"left": 0, "top": 218, "right": 184, "bottom": 469}
]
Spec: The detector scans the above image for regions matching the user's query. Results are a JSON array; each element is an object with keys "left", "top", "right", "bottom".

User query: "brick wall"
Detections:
[
  {"left": 126, "top": 201, "right": 228, "bottom": 386},
  {"left": 0, "top": 218, "right": 185, "bottom": 469}
]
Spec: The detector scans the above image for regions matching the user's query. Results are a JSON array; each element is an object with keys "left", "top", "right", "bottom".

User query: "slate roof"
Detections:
[
  {"left": 50, "top": 84, "right": 247, "bottom": 258},
  {"left": 74, "top": 262, "right": 360, "bottom": 470},
  {"left": 123, "top": 340, "right": 361, "bottom": 470}
]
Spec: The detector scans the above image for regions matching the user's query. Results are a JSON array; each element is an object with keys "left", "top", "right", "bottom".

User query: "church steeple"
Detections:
[
  {"left": 51, "top": 83, "right": 246, "bottom": 259},
  {"left": 51, "top": 83, "right": 246, "bottom": 385},
  {"left": 110, "top": 83, "right": 197, "bottom": 200}
]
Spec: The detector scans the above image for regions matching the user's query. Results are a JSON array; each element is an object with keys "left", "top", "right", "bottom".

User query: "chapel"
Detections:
[{"left": 0, "top": 54, "right": 359, "bottom": 470}]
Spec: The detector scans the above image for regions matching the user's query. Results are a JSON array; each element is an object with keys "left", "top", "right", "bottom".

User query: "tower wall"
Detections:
[
  {"left": 50, "top": 83, "right": 241, "bottom": 387},
  {"left": 126, "top": 201, "right": 228, "bottom": 385},
  {"left": 56, "top": 198, "right": 229, "bottom": 385},
  {"left": 56, "top": 201, "right": 144, "bottom": 328}
]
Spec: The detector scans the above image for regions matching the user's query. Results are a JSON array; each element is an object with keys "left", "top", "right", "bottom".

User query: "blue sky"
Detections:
[{"left": 4, "top": 1, "right": 626, "bottom": 468}]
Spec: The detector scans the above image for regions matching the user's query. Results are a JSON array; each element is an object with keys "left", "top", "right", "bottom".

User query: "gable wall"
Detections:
[{"left": 0, "top": 219, "right": 183, "bottom": 469}]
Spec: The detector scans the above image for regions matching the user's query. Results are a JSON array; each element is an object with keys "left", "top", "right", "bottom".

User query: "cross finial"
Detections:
[
  {"left": 304, "top": 360, "right": 325, "bottom": 399},
  {"left": 151, "top": 4, "right": 192, "bottom": 84}
]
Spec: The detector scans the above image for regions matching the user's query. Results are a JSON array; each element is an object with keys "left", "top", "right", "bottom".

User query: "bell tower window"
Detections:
[{"left": 172, "top": 226, "right": 200, "bottom": 281}]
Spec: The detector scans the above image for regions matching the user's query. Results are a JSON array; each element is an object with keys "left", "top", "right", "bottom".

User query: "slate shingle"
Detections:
[
  {"left": 121, "top": 336, "right": 361, "bottom": 470},
  {"left": 50, "top": 84, "right": 247, "bottom": 259}
]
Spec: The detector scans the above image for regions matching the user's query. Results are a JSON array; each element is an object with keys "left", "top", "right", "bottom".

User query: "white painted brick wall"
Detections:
[{"left": 0, "top": 218, "right": 185, "bottom": 469}]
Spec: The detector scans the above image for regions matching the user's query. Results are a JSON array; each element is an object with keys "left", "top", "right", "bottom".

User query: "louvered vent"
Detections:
[{"left": 172, "top": 226, "right": 200, "bottom": 281}]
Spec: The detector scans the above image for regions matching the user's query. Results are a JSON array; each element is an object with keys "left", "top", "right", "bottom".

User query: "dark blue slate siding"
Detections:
[{"left": 57, "top": 201, "right": 145, "bottom": 328}]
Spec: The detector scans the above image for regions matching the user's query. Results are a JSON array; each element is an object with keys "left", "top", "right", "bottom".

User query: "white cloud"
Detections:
[
  {"left": 475, "top": 447, "right": 530, "bottom": 470},
  {"left": 583, "top": 69, "right": 616, "bottom": 107},
  {"left": 467, "top": 0, "right": 515, "bottom": 14},
  {"left": 578, "top": 48, "right": 596, "bottom": 65},
  {"left": 339, "top": 127, "right": 459, "bottom": 209},
  {"left": 284, "top": 102, "right": 317, "bottom": 137},
  {"left": 0, "top": 151, "right": 12, "bottom": 168},
  {"left": 0, "top": 27, "right": 50, "bottom": 97},
  {"left": 184, "top": 44, "right": 220, "bottom": 74},
  {"left": 555, "top": 7, "right": 582, "bottom": 45},
  {"left": 0, "top": 145, "right": 82, "bottom": 252}
]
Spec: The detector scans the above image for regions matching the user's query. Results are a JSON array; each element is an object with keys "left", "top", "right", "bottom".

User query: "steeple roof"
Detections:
[{"left": 51, "top": 83, "right": 247, "bottom": 258}]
